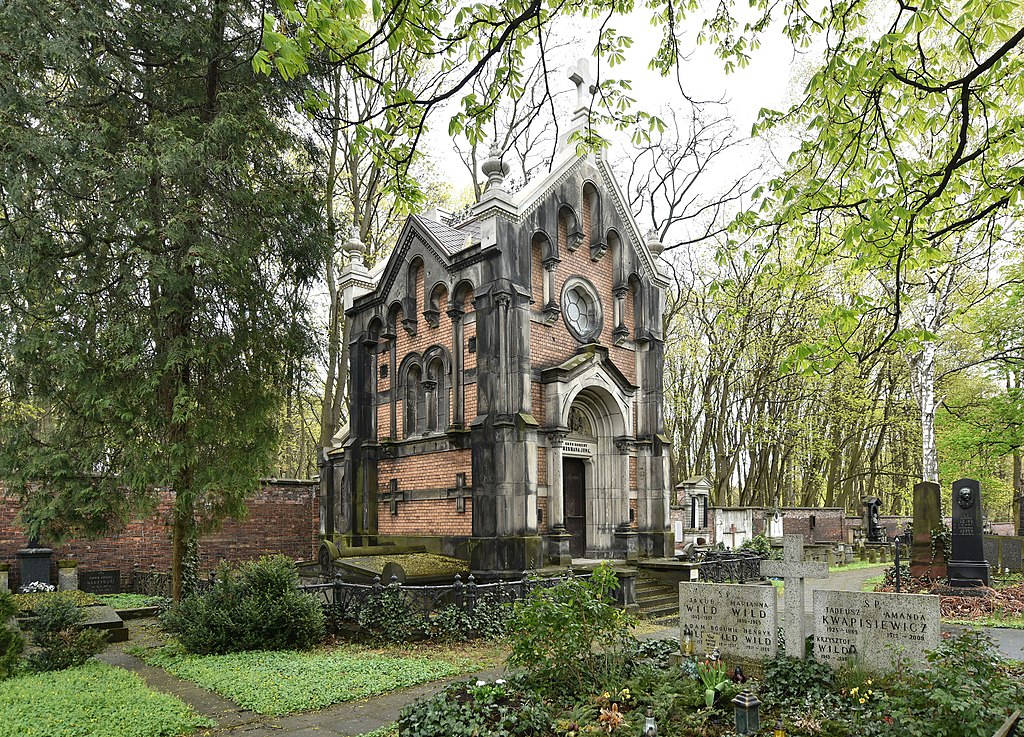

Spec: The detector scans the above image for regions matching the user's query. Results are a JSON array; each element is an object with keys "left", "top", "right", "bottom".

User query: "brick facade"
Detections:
[{"left": 0, "top": 480, "right": 318, "bottom": 590}]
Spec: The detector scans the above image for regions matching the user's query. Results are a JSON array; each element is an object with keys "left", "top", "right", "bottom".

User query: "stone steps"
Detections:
[{"left": 635, "top": 578, "right": 679, "bottom": 620}]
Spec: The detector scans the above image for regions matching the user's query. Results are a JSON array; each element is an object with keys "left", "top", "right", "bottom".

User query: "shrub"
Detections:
[
  {"left": 860, "top": 631, "right": 1024, "bottom": 737},
  {"left": 162, "top": 555, "right": 325, "bottom": 655},
  {"left": 356, "top": 584, "right": 419, "bottom": 643},
  {"left": 758, "top": 653, "right": 836, "bottom": 708},
  {"left": 507, "top": 564, "right": 636, "bottom": 698},
  {"left": 26, "top": 597, "right": 106, "bottom": 672},
  {"left": 0, "top": 590, "right": 24, "bottom": 680},
  {"left": 398, "top": 678, "right": 550, "bottom": 737}
]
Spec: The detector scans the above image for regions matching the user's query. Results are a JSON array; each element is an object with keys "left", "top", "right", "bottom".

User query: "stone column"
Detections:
[
  {"left": 542, "top": 256, "right": 560, "bottom": 322},
  {"left": 545, "top": 431, "right": 571, "bottom": 565},
  {"left": 385, "top": 331, "right": 397, "bottom": 439},
  {"left": 614, "top": 437, "right": 638, "bottom": 560},
  {"left": 447, "top": 307, "right": 465, "bottom": 428},
  {"left": 58, "top": 564, "right": 79, "bottom": 591},
  {"left": 612, "top": 285, "right": 628, "bottom": 342}
]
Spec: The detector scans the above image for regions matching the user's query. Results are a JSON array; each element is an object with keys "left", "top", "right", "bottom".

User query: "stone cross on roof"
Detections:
[
  {"left": 568, "top": 58, "right": 595, "bottom": 112},
  {"left": 760, "top": 534, "right": 828, "bottom": 659}
]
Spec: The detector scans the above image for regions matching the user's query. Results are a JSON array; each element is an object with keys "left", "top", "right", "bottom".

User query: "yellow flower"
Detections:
[
  {"left": 867, "top": 690, "right": 873, "bottom": 696},
  {"left": 866, "top": 679, "right": 872, "bottom": 685},
  {"left": 850, "top": 687, "right": 859, "bottom": 695},
  {"left": 859, "top": 698, "right": 866, "bottom": 704}
]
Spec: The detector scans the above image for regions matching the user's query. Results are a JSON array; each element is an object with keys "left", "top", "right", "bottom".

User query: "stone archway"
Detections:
[{"left": 549, "top": 385, "right": 632, "bottom": 558}]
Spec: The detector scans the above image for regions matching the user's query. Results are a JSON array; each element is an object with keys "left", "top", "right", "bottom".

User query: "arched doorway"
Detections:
[{"left": 558, "top": 388, "right": 629, "bottom": 557}]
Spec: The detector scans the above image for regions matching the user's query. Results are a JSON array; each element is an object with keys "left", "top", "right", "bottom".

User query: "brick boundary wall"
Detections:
[{"left": 0, "top": 479, "right": 319, "bottom": 590}]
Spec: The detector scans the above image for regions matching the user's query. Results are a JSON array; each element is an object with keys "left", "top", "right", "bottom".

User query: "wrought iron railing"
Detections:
[{"left": 696, "top": 553, "right": 766, "bottom": 583}]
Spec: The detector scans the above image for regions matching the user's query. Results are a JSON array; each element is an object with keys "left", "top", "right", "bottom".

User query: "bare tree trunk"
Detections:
[{"left": 917, "top": 281, "right": 939, "bottom": 484}]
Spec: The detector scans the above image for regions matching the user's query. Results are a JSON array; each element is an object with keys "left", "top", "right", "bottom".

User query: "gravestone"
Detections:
[
  {"left": 947, "top": 478, "right": 990, "bottom": 587},
  {"left": 678, "top": 582, "right": 777, "bottom": 663},
  {"left": 983, "top": 537, "right": 1000, "bottom": 572},
  {"left": 1002, "top": 537, "right": 1023, "bottom": 573},
  {"left": 760, "top": 535, "right": 828, "bottom": 659},
  {"left": 79, "top": 569, "right": 121, "bottom": 595},
  {"left": 910, "top": 481, "right": 945, "bottom": 578},
  {"left": 813, "top": 590, "right": 940, "bottom": 672},
  {"left": 17, "top": 545, "right": 53, "bottom": 587},
  {"left": 863, "top": 497, "right": 884, "bottom": 542}
]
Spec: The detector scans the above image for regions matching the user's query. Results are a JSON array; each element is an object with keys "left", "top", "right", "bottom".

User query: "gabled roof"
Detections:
[
  {"left": 539, "top": 344, "right": 637, "bottom": 394},
  {"left": 412, "top": 215, "right": 474, "bottom": 255}
]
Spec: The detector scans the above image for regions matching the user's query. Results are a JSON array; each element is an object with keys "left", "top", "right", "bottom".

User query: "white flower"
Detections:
[
  {"left": 476, "top": 680, "right": 487, "bottom": 687},
  {"left": 495, "top": 679, "right": 506, "bottom": 685}
]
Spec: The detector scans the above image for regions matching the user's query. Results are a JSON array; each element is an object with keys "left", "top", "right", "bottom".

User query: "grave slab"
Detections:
[
  {"left": 678, "top": 582, "right": 777, "bottom": 663},
  {"left": 81, "top": 605, "right": 129, "bottom": 643},
  {"left": 813, "top": 590, "right": 940, "bottom": 672}
]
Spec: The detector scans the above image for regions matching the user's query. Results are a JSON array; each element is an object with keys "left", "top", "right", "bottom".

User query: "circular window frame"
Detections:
[{"left": 560, "top": 276, "right": 603, "bottom": 343}]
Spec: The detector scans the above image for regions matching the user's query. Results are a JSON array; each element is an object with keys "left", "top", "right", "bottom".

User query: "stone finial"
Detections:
[
  {"left": 645, "top": 228, "right": 664, "bottom": 256},
  {"left": 481, "top": 143, "right": 510, "bottom": 193},
  {"left": 343, "top": 225, "right": 365, "bottom": 259}
]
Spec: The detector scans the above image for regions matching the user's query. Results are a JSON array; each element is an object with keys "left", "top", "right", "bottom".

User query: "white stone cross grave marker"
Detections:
[{"left": 760, "top": 534, "right": 828, "bottom": 658}]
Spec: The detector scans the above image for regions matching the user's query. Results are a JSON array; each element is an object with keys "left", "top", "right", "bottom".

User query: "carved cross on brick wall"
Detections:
[
  {"left": 447, "top": 473, "right": 470, "bottom": 514},
  {"left": 386, "top": 478, "right": 404, "bottom": 516}
]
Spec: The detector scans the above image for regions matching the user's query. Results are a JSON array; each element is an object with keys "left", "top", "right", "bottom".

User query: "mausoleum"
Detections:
[{"left": 321, "top": 63, "right": 673, "bottom": 577}]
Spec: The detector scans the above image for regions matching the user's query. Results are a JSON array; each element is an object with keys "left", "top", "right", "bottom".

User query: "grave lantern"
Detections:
[{"left": 732, "top": 690, "right": 761, "bottom": 735}]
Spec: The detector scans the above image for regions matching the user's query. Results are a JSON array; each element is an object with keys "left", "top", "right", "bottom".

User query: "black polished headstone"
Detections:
[
  {"left": 17, "top": 547, "right": 53, "bottom": 587},
  {"left": 948, "top": 478, "right": 990, "bottom": 587},
  {"left": 79, "top": 569, "right": 121, "bottom": 595},
  {"left": 862, "top": 497, "right": 884, "bottom": 543}
]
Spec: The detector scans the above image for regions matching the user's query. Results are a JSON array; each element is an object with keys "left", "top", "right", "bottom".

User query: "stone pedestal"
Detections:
[
  {"left": 614, "top": 525, "right": 639, "bottom": 562},
  {"left": 469, "top": 535, "right": 544, "bottom": 580},
  {"left": 948, "top": 478, "right": 989, "bottom": 587},
  {"left": 58, "top": 567, "right": 79, "bottom": 591},
  {"left": 17, "top": 547, "right": 53, "bottom": 588},
  {"left": 545, "top": 528, "right": 572, "bottom": 567},
  {"left": 0, "top": 570, "right": 8, "bottom": 592}
]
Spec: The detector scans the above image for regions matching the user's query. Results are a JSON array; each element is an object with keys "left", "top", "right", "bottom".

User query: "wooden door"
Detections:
[{"left": 563, "top": 458, "right": 586, "bottom": 558}]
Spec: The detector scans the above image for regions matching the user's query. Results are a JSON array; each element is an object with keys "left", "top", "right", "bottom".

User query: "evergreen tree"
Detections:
[{"left": 0, "top": 0, "right": 324, "bottom": 599}]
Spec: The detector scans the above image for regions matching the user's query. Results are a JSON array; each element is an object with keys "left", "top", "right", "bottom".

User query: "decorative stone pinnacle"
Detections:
[
  {"left": 343, "top": 225, "right": 365, "bottom": 258},
  {"left": 481, "top": 143, "right": 510, "bottom": 193},
  {"left": 645, "top": 228, "right": 664, "bottom": 256}
]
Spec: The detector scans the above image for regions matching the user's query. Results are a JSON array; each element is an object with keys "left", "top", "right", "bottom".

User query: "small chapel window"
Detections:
[{"left": 560, "top": 276, "right": 602, "bottom": 343}]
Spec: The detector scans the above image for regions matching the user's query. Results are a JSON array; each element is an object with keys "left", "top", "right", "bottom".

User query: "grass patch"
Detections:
[
  {"left": 862, "top": 573, "right": 886, "bottom": 591},
  {"left": 355, "top": 724, "right": 398, "bottom": 737},
  {"left": 98, "top": 593, "right": 169, "bottom": 610},
  {"left": 0, "top": 661, "right": 213, "bottom": 737},
  {"left": 829, "top": 560, "right": 889, "bottom": 573},
  {"left": 141, "top": 644, "right": 487, "bottom": 715},
  {"left": 944, "top": 612, "right": 1024, "bottom": 629}
]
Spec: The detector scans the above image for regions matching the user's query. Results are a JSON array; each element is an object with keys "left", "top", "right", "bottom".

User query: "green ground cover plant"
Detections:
[
  {"left": 98, "top": 594, "right": 169, "bottom": 610},
  {"left": 0, "top": 661, "right": 213, "bottom": 737},
  {"left": 13, "top": 589, "right": 99, "bottom": 614},
  {"left": 829, "top": 560, "right": 889, "bottom": 573},
  {"left": 141, "top": 646, "right": 480, "bottom": 714}
]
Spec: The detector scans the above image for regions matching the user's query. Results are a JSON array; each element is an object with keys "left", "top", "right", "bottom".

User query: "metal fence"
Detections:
[
  {"left": 696, "top": 552, "right": 766, "bottom": 583},
  {"left": 300, "top": 569, "right": 590, "bottom": 634}
]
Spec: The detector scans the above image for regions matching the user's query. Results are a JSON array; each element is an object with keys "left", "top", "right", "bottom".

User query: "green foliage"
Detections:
[
  {"left": 98, "top": 594, "right": 170, "bottom": 610},
  {"left": 25, "top": 598, "right": 106, "bottom": 672},
  {"left": 14, "top": 589, "right": 100, "bottom": 614},
  {"left": 738, "top": 534, "right": 777, "bottom": 558},
  {"left": 398, "top": 678, "right": 550, "bottom": 737},
  {"left": 0, "top": 0, "right": 325, "bottom": 598},
  {"left": 0, "top": 591, "right": 23, "bottom": 681},
  {"left": 423, "top": 598, "right": 510, "bottom": 643},
  {"left": 355, "top": 585, "right": 419, "bottom": 643},
  {"left": 144, "top": 646, "right": 473, "bottom": 715},
  {"left": 0, "top": 661, "right": 213, "bottom": 737},
  {"left": 507, "top": 564, "right": 636, "bottom": 698},
  {"left": 162, "top": 556, "right": 325, "bottom": 655},
  {"left": 870, "top": 631, "right": 1024, "bottom": 737},
  {"left": 758, "top": 654, "right": 836, "bottom": 708}
]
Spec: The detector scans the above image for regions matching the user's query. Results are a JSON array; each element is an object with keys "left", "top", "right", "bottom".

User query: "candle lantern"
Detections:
[{"left": 732, "top": 690, "right": 761, "bottom": 735}]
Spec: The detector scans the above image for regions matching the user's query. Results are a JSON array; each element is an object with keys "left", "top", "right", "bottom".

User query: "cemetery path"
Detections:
[{"left": 99, "top": 644, "right": 507, "bottom": 737}]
